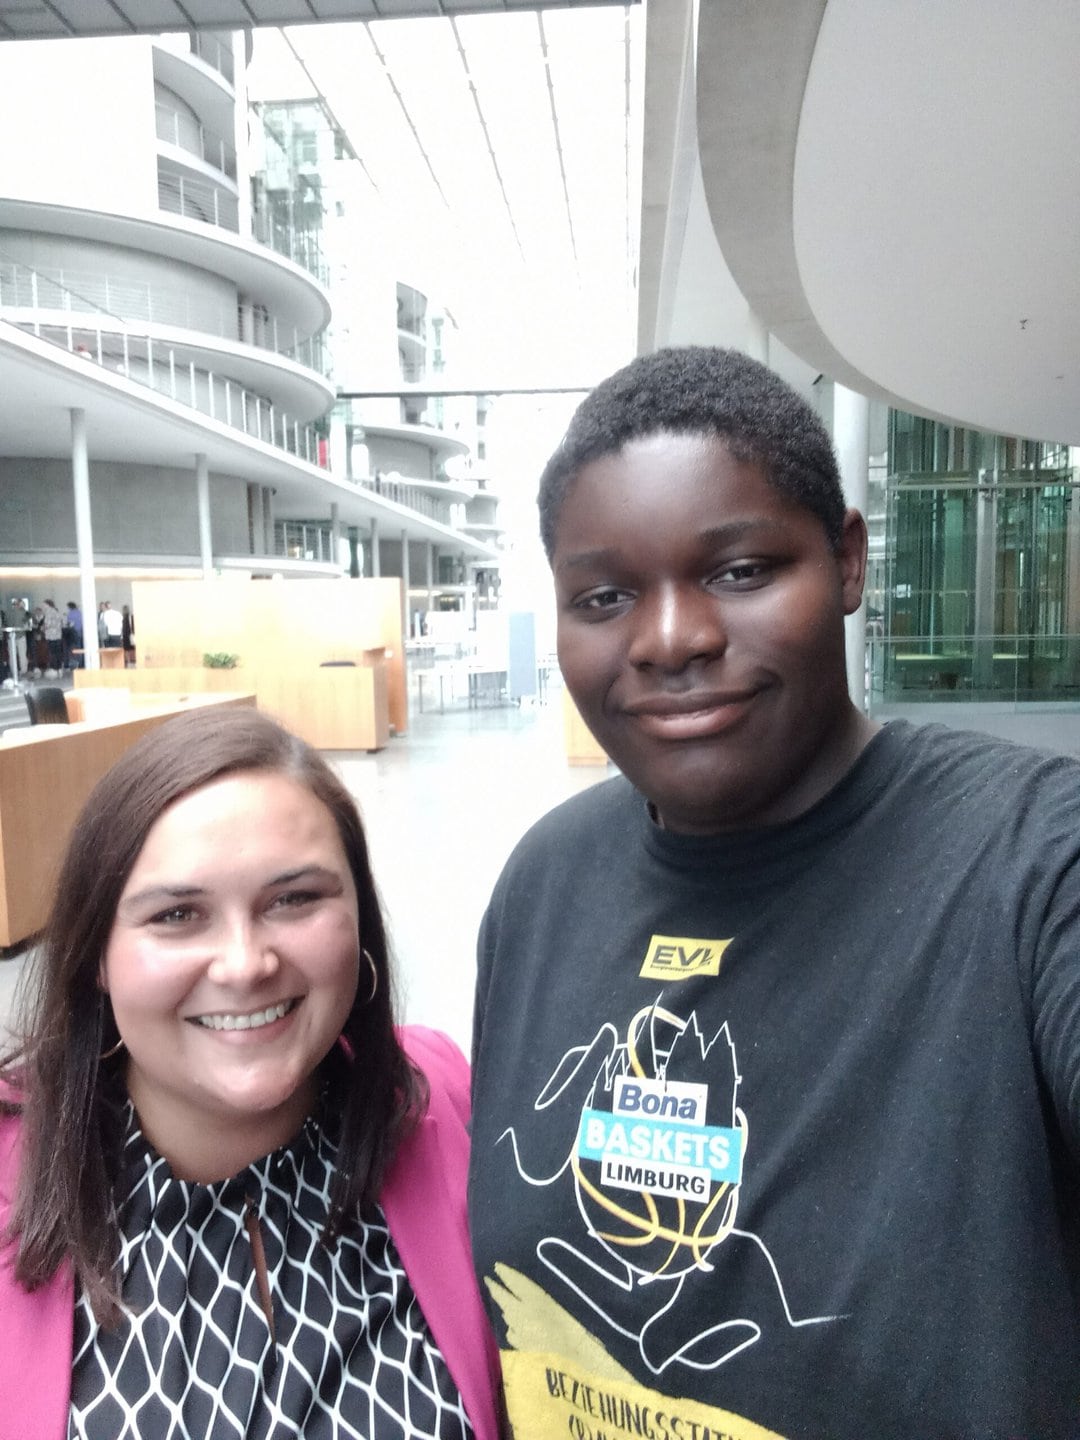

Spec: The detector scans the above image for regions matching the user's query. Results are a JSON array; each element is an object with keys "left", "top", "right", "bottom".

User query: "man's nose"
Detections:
[{"left": 628, "top": 584, "right": 728, "bottom": 671}]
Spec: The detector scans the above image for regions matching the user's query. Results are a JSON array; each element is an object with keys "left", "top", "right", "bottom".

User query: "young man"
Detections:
[{"left": 469, "top": 348, "right": 1080, "bottom": 1440}]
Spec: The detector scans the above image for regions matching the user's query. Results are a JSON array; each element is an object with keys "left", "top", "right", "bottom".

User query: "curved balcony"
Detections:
[
  {"left": 190, "top": 32, "right": 235, "bottom": 86},
  {"left": 156, "top": 102, "right": 237, "bottom": 183},
  {"left": 358, "top": 419, "right": 470, "bottom": 464},
  {"left": 0, "top": 264, "right": 330, "bottom": 378},
  {"left": 462, "top": 521, "right": 505, "bottom": 541},
  {"left": 366, "top": 472, "right": 475, "bottom": 502},
  {"left": 153, "top": 36, "right": 235, "bottom": 142},
  {"left": 158, "top": 165, "right": 239, "bottom": 235},
  {"left": 0, "top": 261, "right": 326, "bottom": 462},
  {"left": 0, "top": 197, "right": 330, "bottom": 346},
  {"left": 359, "top": 475, "right": 472, "bottom": 527}
]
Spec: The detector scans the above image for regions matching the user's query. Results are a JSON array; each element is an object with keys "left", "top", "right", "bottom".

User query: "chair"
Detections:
[{"left": 25, "top": 686, "right": 70, "bottom": 726}]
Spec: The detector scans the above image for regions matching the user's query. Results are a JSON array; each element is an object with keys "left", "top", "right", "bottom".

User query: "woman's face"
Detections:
[{"left": 101, "top": 770, "right": 361, "bottom": 1179}]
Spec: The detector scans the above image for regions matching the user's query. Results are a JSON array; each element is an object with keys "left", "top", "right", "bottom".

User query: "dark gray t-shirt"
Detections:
[{"left": 469, "top": 721, "right": 1080, "bottom": 1440}]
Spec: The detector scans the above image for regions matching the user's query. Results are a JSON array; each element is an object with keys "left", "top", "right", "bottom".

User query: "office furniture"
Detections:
[
  {"left": 73, "top": 652, "right": 389, "bottom": 753},
  {"left": 125, "top": 577, "right": 403, "bottom": 746},
  {"left": 0, "top": 691, "right": 254, "bottom": 949}
]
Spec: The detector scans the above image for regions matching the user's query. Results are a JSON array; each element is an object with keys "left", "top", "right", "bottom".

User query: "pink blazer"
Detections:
[{"left": 0, "top": 1026, "right": 500, "bottom": 1440}]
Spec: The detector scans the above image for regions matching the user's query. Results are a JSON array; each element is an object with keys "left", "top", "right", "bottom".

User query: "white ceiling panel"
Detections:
[{"left": 263, "top": 6, "right": 640, "bottom": 378}]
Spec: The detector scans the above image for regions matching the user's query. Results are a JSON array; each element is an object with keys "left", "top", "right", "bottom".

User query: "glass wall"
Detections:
[{"left": 872, "top": 411, "right": 1080, "bottom": 703}]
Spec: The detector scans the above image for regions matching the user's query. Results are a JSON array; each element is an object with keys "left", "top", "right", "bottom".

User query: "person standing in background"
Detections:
[
  {"left": 100, "top": 601, "right": 123, "bottom": 650},
  {"left": 64, "top": 602, "right": 83, "bottom": 669},
  {"left": 121, "top": 605, "right": 135, "bottom": 667},
  {"left": 41, "top": 599, "right": 64, "bottom": 673},
  {"left": 9, "top": 598, "right": 28, "bottom": 678}
]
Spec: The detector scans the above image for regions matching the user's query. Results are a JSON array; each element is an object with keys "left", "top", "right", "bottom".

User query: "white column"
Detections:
[
  {"left": 745, "top": 311, "right": 770, "bottom": 366},
  {"left": 330, "top": 503, "right": 341, "bottom": 570},
  {"left": 834, "top": 384, "right": 870, "bottom": 710},
  {"left": 1065, "top": 447, "right": 1080, "bottom": 686},
  {"left": 262, "top": 486, "right": 274, "bottom": 556},
  {"left": 400, "top": 528, "right": 410, "bottom": 636},
  {"left": 427, "top": 542, "right": 435, "bottom": 614},
  {"left": 196, "top": 453, "right": 213, "bottom": 577},
  {"left": 370, "top": 518, "right": 380, "bottom": 577},
  {"left": 71, "top": 408, "right": 100, "bottom": 670}
]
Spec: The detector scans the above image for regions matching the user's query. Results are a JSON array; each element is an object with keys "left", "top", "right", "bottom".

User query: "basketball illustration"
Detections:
[{"left": 571, "top": 1005, "right": 748, "bottom": 1280}]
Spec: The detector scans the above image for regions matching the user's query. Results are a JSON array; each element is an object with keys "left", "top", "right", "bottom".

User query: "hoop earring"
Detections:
[
  {"left": 362, "top": 947, "right": 378, "bottom": 1004},
  {"left": 100, "top": 1037, "right": 125, "bottom": 1062}
]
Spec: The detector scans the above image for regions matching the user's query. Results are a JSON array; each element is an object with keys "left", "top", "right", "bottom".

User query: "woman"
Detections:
[{"left": 0, "top": 707, "right": 500, "bottom": 1439}]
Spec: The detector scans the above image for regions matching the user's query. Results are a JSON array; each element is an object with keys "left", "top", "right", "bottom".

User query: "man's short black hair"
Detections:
[{"left": 538, "top": 346, "right": 846, "bottom": 558}]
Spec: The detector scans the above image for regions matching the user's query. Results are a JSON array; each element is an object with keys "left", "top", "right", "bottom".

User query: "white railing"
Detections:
[
  {"left": 0, "top": 263, "right": 329, "bottom": 376},
  {"left": 155, "top": 102, "right": 237, "bottom": 182},
  {"left": 0, "top": 259, "right": 325, "bottom": 467},
  {"left": 361, "top": 474, "right": 454, "bottom": 525},
  {"left": 190, "top": 31, "right": 235, "bottom": 86},
  {"left": 157, "top": 169, "right": 239, "bottom": 233}
]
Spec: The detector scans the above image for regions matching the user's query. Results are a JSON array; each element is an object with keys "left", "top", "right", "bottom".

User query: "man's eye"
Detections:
[
  {"left": 574, "top": 587, "right": 632, "bottom": 611},
  {"left": 711, "top": 560, "right": 771, "bottom": 586}
]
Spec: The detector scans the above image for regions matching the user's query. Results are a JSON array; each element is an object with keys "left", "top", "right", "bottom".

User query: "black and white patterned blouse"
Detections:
[{"left": 68, "top": 1107, "right": 474, "bottom": 1440}]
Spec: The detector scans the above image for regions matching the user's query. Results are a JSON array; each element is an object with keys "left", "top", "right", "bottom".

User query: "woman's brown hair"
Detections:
[{"left": 1, "top": 706, "right": 424, "bottom": 1321}]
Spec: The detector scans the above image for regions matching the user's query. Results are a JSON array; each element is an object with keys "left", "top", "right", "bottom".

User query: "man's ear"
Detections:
[{"left": 836, "top": 508, "right": 869, "bottom": 616}]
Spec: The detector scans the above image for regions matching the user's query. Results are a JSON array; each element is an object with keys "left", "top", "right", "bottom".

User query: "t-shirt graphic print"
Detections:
[{"left": 486, "top": 981, "right": 840, "bottom": 1440}]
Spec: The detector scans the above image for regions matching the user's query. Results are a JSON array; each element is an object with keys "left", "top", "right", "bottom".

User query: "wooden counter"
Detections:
[
  {"left": 562, "top": 688, "right": 610, "bottom": 766},
  {"left": 0, "top": 691, "right": 254, "bottom": 949},
  {"left": 74, "top": 656, "right": 389, "bottom": 752}
]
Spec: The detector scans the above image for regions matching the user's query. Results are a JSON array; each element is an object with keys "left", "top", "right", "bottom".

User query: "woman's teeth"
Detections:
[{"left": 196, "top": 1000, "right": 293, "bottom": 1031}]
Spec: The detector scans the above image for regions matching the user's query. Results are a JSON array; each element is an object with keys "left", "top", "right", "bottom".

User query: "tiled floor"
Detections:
[{"left": 0, "top": 690, "right": 608, "bottom": 1055}]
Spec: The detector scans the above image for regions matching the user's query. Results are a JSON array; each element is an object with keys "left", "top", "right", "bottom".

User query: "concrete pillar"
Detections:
[
  {"left": 262, "top": 486, "right": 274, "bottom": 556},
  {"left": 401, "top": 528, "right": 410, "bottom": 636},
  {"left": 348, "top": 525, "right": 361, "bottom": 578},
  {"left": 1065, "top": 451, "right": 1080, "bottom": 684},
  {"left": 427, "top": 542, "right": 435, "bottom": 614},
  {"left": 196, "top": 453, "right": 213, "bottom": 577},
  {"left": 834, "top": 385, "right": 870, "bottom": 710},
  {"left": 330, "top": 502, "right": 341, "bottom": 570},
  {"left": 370, "top": 517, "right": 380, "bottom": 577},
  {"left": 973, "top": 483, "right": 999, "bottom": 692},
  {"left": 71, "top": 408, "right": 100, "bottom": 670},
  {"left": 745, "top": 311, "right": 770, "bottom": 367}
]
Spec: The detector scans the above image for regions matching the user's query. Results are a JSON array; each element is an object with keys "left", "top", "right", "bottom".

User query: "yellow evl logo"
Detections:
[{"left": 639, "top": 935, "right": 732, "bottom": 981}]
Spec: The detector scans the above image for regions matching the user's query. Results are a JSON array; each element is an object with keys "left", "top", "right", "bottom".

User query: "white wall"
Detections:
[
  {"left": 0, "top": 38, "right": 159, "bottom": 216},
  {"left": 366, "top": 436, "right": 437, "bottom": 480},
  {"left": 1, "top": 230, "right": 238, "bottom": 334},
  {"left": 0, "top": 458, "right": 250, "bottom": 559}
]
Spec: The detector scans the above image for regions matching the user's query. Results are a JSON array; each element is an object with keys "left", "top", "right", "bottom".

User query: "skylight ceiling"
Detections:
[{"left": 254, "top": 6, "right": 641, "bottom": 384}]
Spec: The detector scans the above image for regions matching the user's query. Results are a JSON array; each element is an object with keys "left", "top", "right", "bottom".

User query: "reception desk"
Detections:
[
  {"left": 73, "top": 656, "right": 389, "bottom": 752},
  {"left": 0, "top": 691, "right": 254, "bottom": 949}
]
